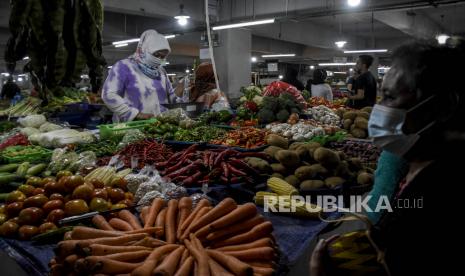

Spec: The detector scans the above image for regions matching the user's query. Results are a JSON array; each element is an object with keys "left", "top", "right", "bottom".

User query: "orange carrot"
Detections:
[
  {"left": 152, "top": 246, "right": 185, "bottom": 276},
  {"left": 75, "top": 233, "right": 148, "bottom": 250},
  {"left": 206, "top": 249, "right": 253, "bottom": 276},
  {"left": 50, "top": 263, "right": 65, "bottom": 276},
  {"left": 178, "top": 199, "right": 210, "bottom": 239},
  {"left": 140, "top": 206, "right": 150, "bottom": 225},
  {"left": 131, "top": 236, "right": 166, "bottom": 247},
  {"left": 85, "top": 244, "right": 151, "bottom": 256},
  {"left": 177, "top": 197, "right": 192, "bottom": 233},
  {"left": 246, "top": 261, "right": 276, "bottom": 268},
  {"left": 131, "top": 244, "right": 180, "bottom": 276},
  {"left": 119, "top": 210, "right": 142, "bottom": 230},
  {"left": 71, "top": 226, "right": 124, "bottom": 240},
  {"left": 165, "top": 199, "right": 178, "bottom": 244},
  {"left": 125, "top": 226, "right": 163, "bottom": 236},
  {"left": 180, "top": 248, "right": 190, "bottom": 265},
  {"left": 180, "top": 206, "right": 212, "bottom": 240},
  {"left": 56, "top": 240, "right": 80, "bottom": 257},
  {"left": 206, "top": 215, "right": 265, "bottom": 241},
  {"left": 209, "top": 203, "right": 257, "bottom": 230},
  {"left": 110, "top": 218, "right": 134, "bottom": 231},
  {"left": 208, "top": 258, "right": 234, "bottom": 276},
  {"left": 92, "top": 215, "right": 115, "bottom": 231},
  {"left": 251, "top": 266, "right": 275, "bottom": 276},
  {"left": 81, "top": 257, "right": 143, "bottom": 274},
  {"left": 183, "top": 198, "right": 237, "bottom": 239},
  {"left": 184, "top": 239, "right": 210, "bottom": 276},
  {"left": 223, "top": 247, "right": 276, "bottom": 261},
  {"left": 213, "top": 221, "right": 273, "bottom": 248},
  {"left": 215, "top": 238, "right": 273, "bottom": 252},
  {"left": 63, "top": 254, "right": 79, "bottom": 269},
  {"left": 100, "top": 250, "right": 152, "bottom": 262},
  {"left": 173, "top": 256, "right": 194, "bottom": 276},
  {"left": 155, "top": 208, "right": 167, "bottom": 238},
  {"left": 144, "top": 198, "right": 164, "bottom": 228}
]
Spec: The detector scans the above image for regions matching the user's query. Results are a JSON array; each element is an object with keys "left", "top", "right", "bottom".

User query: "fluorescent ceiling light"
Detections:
[
  {"left": 335, "top": 41, "right": 347, "bottom": 48},
  {"left": 349, "top": 68, "right": 353, "bottom": 71},
  {"left": 23, "top": 56, "right": 30, "bottom": 60},
  {"left": 112, "top": 35, "right": 174, "bottom": 46},
  {"left": 165, "top": 62, "right": 170, "bottom": 65},
  {"left": 107, "top": 66, "right": 113, "bottom": 69},
  {"left": 1, "top": 73, "right": 10, "bottom": 77},
  {"left": 115, "top": 43, "right": 128, "bottom": 48},
  {"left": 344, "top": 49, "right": 388, "bottom": 53},
  {"left": 262, "top": 53, "right": 295, "bottom": 58},
  {"left": 436, "top": 34, "right": 450, "bottom": 44},
  {"left": 318, "top": 62, "right": 356, "bottom": 66},
  {"left": 167, "top": 73, "right": 176, "bottom": 76},
  {"left": 334, "top": 72, "right": 347, "bottom": 74},
  {"left": 81, "top": 74, "right": 89, "bottom": 79},
  {"left": 174, "top": 4, "right": 190, "bottom": 26},
  {"left": 164, "top": 35, "right": 176, "bottom": 39},
  {"left": 17, "top": 77, "right": 23, "bottom": 82},
  {"left": 310, "top": 65, "right": 315, "bottom": 70},
  {"left": 278, "top": 75, "right": 283, "bottom": 79},
  {"left": 348, "top": 0, "right": 361, "bottom": 7},
  {"left": 251, "top": 56, "right": 257, "bottom": 62},
  {"left": 213, "top": 18, "right": 275, "bottom": 31},
  {"left": 185, "top": 69, "right": 190, "bottom": 73}
]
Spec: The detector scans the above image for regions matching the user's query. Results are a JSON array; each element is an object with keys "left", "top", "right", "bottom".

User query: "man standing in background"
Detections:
[{"left": 347, "top": 55, "right": 377, "bottom": 108}]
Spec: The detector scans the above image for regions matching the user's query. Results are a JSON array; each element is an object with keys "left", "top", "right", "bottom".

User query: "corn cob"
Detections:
[{"left": 267, "top": 177, "right": 299, "bottom": 196}]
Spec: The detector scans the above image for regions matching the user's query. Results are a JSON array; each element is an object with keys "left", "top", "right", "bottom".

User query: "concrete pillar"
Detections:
[
  {"left": 213, "top": 28, "right": 252, "bottom": 100},
  {"left": 369, "top": 56, "right": 379, "bottom": 79}
]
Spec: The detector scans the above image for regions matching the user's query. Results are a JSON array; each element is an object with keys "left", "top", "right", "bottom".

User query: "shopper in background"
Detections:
[
  {"left": 310, "top": 41, "right": 465, "bottom": 275},
  {"left": 347, "top": 55, "right": 377, "bottom": 108},
  {"left": 309, "top": 69, "right": 333, "bottom": 101},
  {"left": 346, "top": 70, "right": 359, "bottom": 93},
  {"left": 102, "top": 30, "right": 178, "bottom": 122},
  {"left": 282, "top": 67, "right": 305, "bottom": 91},
  {"left": 1, "top": 76, "right": 20, "bottom": 100},
  {"left": 175, "top": 62, "right": 230, "bottom": 111}
]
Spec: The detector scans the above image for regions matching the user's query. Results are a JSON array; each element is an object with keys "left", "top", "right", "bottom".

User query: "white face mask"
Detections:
[
  {"left": 145, "top": 55, "right": 166, "bottom": 68},
  {"left": 368, "top": 95, "right": 436, "bottom": 156}
]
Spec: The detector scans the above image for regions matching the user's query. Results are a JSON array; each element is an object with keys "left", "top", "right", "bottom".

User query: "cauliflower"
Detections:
[{"left": 253, "top": 95, "right": 263, "bottom": 105}]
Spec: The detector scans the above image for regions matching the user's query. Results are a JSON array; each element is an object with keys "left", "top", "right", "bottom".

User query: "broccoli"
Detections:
[
  {"left": 276, "top": 109, "right": 290, "bottom": 122},
  {"left": 257, "top": 108, "right": 276, "bottom": 124},
  {"left": 261, "top": 96, "right": 280, "bottom": 112}
]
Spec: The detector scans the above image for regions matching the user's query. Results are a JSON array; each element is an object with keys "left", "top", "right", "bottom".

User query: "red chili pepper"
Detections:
[
  {"left": 221, "top": 162, "right": 230, "bottom": 178},
  {"left": 228, "top": 159, "right": 259, "bottom": 175},
  {"left": 227, "top": 163, "right": 247, "bottom": 177},
  {"left": 213, "top": 149, "right": 236, "bottom": 168},
  {"left": 182, "top": 171, "right": 204, "bottom": 186},
  {"left": 165, "top": 160, "right": 202, "bottom": 179},
  {"left": 208, "top": 152, "right": 216, "bottom": 169}
]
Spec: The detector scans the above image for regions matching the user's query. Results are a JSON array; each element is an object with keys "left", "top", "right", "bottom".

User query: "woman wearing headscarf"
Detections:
[
  {"left": 177, "top": 62, "right": 230, "bottom": 111},
  {"left": 102, "top": 30, "right": 177, "bottom": 122},
  {"left": 310, "top": 69, "right": 333, "bottom": 101}
]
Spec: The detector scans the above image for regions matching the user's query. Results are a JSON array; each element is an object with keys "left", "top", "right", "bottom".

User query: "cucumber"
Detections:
[
  {"left": 0, "top": 173, "right": 18, "bottom": 185},
  {"left": 0, "top": 193, "right": 9, "bottom": 201},
  {"left": 32, "top": 226, "right": 74, "bottom": 243},
  {"left": 16, "top": 162, "right": 30, "bottom": 177},
  {"left": 26, "top": 163, "right": 47, "bottom": 176},
  {"left": 0, "top": 163, "right": 20, "bottom": 173}
]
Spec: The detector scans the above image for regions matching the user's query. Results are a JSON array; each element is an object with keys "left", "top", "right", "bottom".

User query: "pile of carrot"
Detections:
[{"left": 50, "top": 197, "right": 279, "bottom": 276}]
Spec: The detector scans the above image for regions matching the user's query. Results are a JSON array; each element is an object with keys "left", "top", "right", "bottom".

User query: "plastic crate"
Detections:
[
  {"left": 98, "top": 118, "right": 157, "bottom": 139},
  {"left": 1, "top": 146, "right": 53, "bottom": 163}
]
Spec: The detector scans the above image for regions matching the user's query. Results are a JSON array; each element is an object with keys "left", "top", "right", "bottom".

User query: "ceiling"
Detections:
[{"left": 1, "top": 0, "right": 465, "bottom": 74}]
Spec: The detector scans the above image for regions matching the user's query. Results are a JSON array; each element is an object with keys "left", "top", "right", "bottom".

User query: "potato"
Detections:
[
  {"left": 354, "top": 117, "right": 368, "bottom": 130},
  {"left": 342, "top": 111, "right": 357, "bottom": 121},
  {"left": 295, "top": 146, "right": 310, "bottom": 160},
  {"left": 271, "top": 163, "right": 289, "bottom": 175},
  {"left": 275, "top": 150, "right": 300, "bottom": 167},
  {"left": 264, "top": 146, "right": 283, "bottom": 158},
  {"left": 271, "top": 173, "right": 284, "bottom": 179},
  {"left": 266, "top": 134, "right": 288, "bottom": 149},
  {"left": 309, "top": 164, "right": 329, "bottom": 177},
  {"left": 324, "top": 177, "right": 345, "bottom": 188},
  {"left": 333, "top": 161, "right": 352, "bottom": 178},
  {"left": 244, "top": 157, "right": 272, "bottom": 174},
  {"left": 289, "top": 142, "right": 306, "bottom": 151},
  {"left": 294, "top": 166, "right": 316, "bottom": 181},
  {"left": 356, "top": 111, "right": 370, "bottom": 120},
  {"left": 357, "top": 172, "right": 374, "bottom": 185},
  {"left": 285, "top": 175, "right": 300, "bottom": 188},
  {"left": 313, "top": 147, "right": 341, "bottom": 169},
  {"left": 343, "top": 119, "right": 353, "bottom": 130},
  {"left": 300, "top": 180, "right": 325, "bottom": 191},
  {"left": 360, "top": 106, "right": 373, "bottom": 114},
  {"left": 351, "top": 128, "right": 367, "bottom": 138}
]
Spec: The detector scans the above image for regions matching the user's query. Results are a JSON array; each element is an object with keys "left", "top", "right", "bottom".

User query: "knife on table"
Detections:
[{"left": 58, "top": 204, "right": 141, "bottom": 226}]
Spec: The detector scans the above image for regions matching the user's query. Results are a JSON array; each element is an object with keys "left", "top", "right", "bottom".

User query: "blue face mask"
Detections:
[{"left": 368, "top": 95, "right": 436, "bottom": 156}]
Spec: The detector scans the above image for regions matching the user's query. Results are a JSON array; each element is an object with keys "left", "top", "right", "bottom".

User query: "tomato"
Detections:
[
  {"left": 109, "top": 188, "right": 125, "bottom": 203},
  {"left": 89, "top": 179, "right": 104, "bottom": 189},
  {"left": 41, "top": 177, "right": 56, "bottom": 186},
  {"left": 18, "top": 207, "right": 44, "bottom": 225},
  {"left": 18, "top": 185, "right": 35, "bottom": 197},
  {"left": 44, "top": 181, "right": 66, "bottom": 195},
  {"left": 46, "top": 209, "right": 65, "bottom": 224},
  {"left": 89, "top": 197, "right": 109, "bottom": 212},
  {"left": 38, "top": 222, "right": 58, "bottom": 234},
  {"left": 72, "top": 184, "right": 94, "bottom": 202},
  {"left": 56, "top": 170, "right": 73, "bottom": 180},
  {"left": 26, "top": 176, "right": 43, "bottom": 187},
  {"left": 0, "top": 221, "right": 19, "bottom": 237},
  {"left": 49, "top": 193, "right": 64, "bottom": 201},
  {"left": 110, "top": 177, "right": 127, "bottom": 190},
  {"left": 92, "top": 188, "right": 108, "bottom": 200},
  {"left": 6, "top": 190, "right": 26, "bottom": 204},
  {"left": 65, "top": 175, "right": 85, "bottom": 191},
  {"left": 18, "top": 225, "right": 39, "bottom": 240},
  {"left": 23, "top": 194, "right": 48, "bottom": 208},
  {"left": 64, "top": 200, "right": 89, "bottom": 216},
  {"left": 6, "top": 202, "right": 24, "bottom": 217},
  {"left": 7, "top": 217, "right": 20, "bottom": 224},
  {"left": 42, "top": 200, "right": 64, "bottom": 214},
  {"left": 32, "top": 188, "right": 45, "bottom": 196}
]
